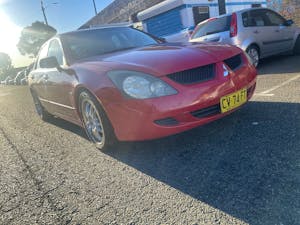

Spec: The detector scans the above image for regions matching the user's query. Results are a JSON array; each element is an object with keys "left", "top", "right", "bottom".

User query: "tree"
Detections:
[
  {"left": 17, "top": 21, "right": 57, "bottom": 57},
  {"left": 0, "top": 52, "right": 13, "bottom": 80}
]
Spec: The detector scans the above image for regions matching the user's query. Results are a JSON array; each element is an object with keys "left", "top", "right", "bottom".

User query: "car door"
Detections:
[
  {"left": 43, "top": 38, "right": 78, "bottom": 119},
  {"left": 30, "top": 42, "right": 50, "bottom": 100},
  {"left": 264, "top": 9, "right": 294, "bottom": 52},
  {"left": 246, "top": 9, "right": 282, "bottom": 57}
]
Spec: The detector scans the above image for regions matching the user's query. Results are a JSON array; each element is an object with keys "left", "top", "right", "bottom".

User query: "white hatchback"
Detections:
[{"left": 190, "top": 8, "right": 300, "bottom": 67}]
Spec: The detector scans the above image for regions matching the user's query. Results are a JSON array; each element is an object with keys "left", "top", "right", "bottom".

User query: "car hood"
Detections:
[{"left": 74, "top": 43, "right": 242, "bottom": 76}]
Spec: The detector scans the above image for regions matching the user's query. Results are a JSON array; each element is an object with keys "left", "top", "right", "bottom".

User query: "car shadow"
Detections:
[
  {"left": 46, "top": 116, "right": 89, "bottom": 141},
  {"left": 105, "top": 101, "right": 300, "bottom": 225},
  {"left": 258, "top": 54, "right": 300, "bottom": 75}
]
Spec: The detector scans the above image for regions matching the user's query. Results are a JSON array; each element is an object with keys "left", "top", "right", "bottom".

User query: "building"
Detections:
[
  {"left": 267, "top": 0, "right": 300, "bottom": 25},
  {"left": 80, "top": 0, "right": 300, "bottom": 31},
  {"left": 137, "top": 0, "right": 267, "bottom": 42},
  {"left": 79, "top": 0, "right": 164, "bottom": 29}
]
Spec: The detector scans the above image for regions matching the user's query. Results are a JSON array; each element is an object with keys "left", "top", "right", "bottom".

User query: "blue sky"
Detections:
[
  {"left": 0, "top": 0, "right": 114, "bottom": 66},
  {"left": 1, "top": 0, "right": 114, "bottom": 33}
]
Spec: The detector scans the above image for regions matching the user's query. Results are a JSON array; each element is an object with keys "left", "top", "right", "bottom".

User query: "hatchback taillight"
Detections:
[{"left": 230, "top": 13, "right": 238, "bottom": 37}]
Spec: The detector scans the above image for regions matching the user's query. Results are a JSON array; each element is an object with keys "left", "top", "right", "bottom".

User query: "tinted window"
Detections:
[
  {"left": 47, "top": 39, "right": 64, "bottom": 65},
  {"left": 61, "top": 27, "right": 157, "bottom": 61},
  {"left": 191, "top": 16, "right": 231, "bottom": 39},
  {"left": 265, "top": 10, "right": 285, "bottom": 26},
  {"left": 243, "top": 10, "right": 268, "bottom": 27}
]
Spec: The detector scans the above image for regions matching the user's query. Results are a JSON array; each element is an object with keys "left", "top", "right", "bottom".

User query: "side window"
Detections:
[
  {"left": 248, "top": 10, "right": 268, "bottom": 27},
  {"left": 37, "top": 43, "right": 49, "bottom": 69},
  {"left": 48, "top": 39, "right": 64, "bottom": 65},
  {"left": 242, "top": 12, "right": 250, "bottom": 27},
  {"left": 265, "top": 10, "right": 285, "bottom": 26}
]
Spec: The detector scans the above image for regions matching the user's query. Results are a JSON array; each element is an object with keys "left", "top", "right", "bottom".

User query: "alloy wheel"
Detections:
[{"left": 81, "top": 98, "right": 105, "bottom": 145}]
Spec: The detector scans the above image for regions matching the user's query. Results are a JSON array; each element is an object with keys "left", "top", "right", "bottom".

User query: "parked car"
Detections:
[
  {"left": 29, "top": 26, "right": 257, "bottom": 150},
  {"left": 189, "top": 8, "right": 300, "bottom": 67},
  {"left": 14, "top": 70, "right": 26, "bottom": 85},
  {"left": 2, "top": 76, "right": 12, "bottom": 85}
]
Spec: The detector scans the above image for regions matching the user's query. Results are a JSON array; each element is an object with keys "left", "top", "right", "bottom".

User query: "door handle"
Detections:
[
  {"left": 253, "top": 30, "right": 259, "bottom": 34},
  {"left": 275, "top": 29, "right": 280, "bottom": 32}
]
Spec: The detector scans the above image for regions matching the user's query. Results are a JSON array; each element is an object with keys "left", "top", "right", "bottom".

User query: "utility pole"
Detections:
[
  {"left": 41, "top": 0, "right": 48, "bottom": 25},
  {"left": 92, "top": 0, "right": 97, "bottom": 16},
  {"left": 218, "top": 0, "right": 226, "bottom": 15}
]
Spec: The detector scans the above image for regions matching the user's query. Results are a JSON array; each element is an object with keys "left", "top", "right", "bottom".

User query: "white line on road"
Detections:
[
  {"left": 254, "top": 93, "right": 274, "bottom": 97},
  {"left": 259, "top": 74, "right": 300, "bottom": 95},
  {"left": 0, "top": 93, "right": 10, "bottom": 97}
]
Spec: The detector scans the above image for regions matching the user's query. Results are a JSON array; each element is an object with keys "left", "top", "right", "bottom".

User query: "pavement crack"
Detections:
[{"left": 0, "top": 127, "right": 67, "bottom": 224}]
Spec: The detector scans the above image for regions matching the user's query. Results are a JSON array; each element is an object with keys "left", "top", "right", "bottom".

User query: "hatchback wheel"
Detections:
[
  {"left": 294, "top": 36, "right": 300, "bottom": 55},
  {"left": 79, "top": 91, "right": 116, "bottom": 151},
  {"left": 31, "top": 91, "right": 51, "bottom": 121},
  {"left": 246, "top": 46, "right": 259, "bottom": 67}
]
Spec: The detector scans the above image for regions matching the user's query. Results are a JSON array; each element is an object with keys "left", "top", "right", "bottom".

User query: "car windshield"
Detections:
[
  {"left": 61, "top": 27, "right": 158, "bottom": 60},
  {"left": 191, "top": 15, "right": 232, "bottom": 39}
]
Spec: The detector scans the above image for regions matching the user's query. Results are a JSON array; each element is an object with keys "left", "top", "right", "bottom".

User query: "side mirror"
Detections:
[
  {"left": 284, "top": 19, "right": 294, "bottom": 26},
  {"left": 39, "top": 56, "right": 75, "bottom": 75},
  {"left": 39, "top": 56, "right": 60, "bottom": 69}
]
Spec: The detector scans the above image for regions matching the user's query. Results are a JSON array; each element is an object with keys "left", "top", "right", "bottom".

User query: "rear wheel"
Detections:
[
  {"left": 31, "top": 91, "right": 51, "bottom": 121},
  {"left": 246, "top": 45, "right": 260, "bottom": 67},
  {"left": 79, "top": 91, "right": 116, "bottom": 151},
  {"left": 294, "top": 36, "right": 300, "bottom": 55}
]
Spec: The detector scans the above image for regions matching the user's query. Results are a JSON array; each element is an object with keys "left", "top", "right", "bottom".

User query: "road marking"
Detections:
[
  {"left": 259, "top": 74, "right": 300, "bottom": 95},
  {"left": 0, "top": 93, "right": 10, "bottom": 97},
  {"left": 254, "top": 93, "right": 274, "bottom": 97}
]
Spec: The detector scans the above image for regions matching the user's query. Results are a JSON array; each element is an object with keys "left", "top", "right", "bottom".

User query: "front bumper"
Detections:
[{"left": 105, "top": 61, "right": 257, "bottom": 141}]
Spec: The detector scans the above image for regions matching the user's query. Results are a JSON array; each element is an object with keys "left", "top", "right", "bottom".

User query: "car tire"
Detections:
[
  {"left": 246, "top": 45, "right": 260, "bottom": 67},
  {"left": 79, "top": 91, "right": 117, "bottom": 151},
  {"left": 31, "top": 91, "right": 52, "bottom": 121},
  {"left": 294, "top": 36, "right": 300, "bottom": 55}
]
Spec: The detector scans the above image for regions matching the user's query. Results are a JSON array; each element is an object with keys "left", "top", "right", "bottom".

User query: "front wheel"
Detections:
[
  {"left": 293, "top": 36, "right": 300, "bottom": 55},
  {"left": 246, "top": 46, "right": 260, "bottom": 68},
  {"left": 79, "top": 91, "right": 116, "bottom": 151}
]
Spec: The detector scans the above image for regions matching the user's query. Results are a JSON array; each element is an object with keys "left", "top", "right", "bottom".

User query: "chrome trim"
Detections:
[{"left": 39, "top": 97, "right": 75, "bottom": 110}]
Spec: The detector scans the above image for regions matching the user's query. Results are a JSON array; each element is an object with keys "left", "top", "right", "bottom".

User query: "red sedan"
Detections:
[{"left": 29, "top": 26, "right": 257, "bottom": 150}]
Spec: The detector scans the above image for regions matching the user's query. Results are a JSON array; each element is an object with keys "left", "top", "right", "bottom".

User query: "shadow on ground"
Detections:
[
  {"left": 258, "top": 54, "right": 300, "bottom": 75},
  {"left": 46, "top": 116, "right": 89, "bottom": 141},
  {"left": 104, "top": 101, "right": 299, "bottom": 225},
  {"left": 48, "top": 100, "right": 300, "bottom": 224}
]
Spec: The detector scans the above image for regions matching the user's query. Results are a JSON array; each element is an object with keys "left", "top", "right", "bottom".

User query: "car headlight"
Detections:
[{"left": 107, "top": 70, "right": 177, "bottom": 99}]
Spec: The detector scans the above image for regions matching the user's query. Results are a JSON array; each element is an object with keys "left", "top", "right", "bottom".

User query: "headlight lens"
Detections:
[{"left": 107, "top": 70, "right": 177, "bottom": 99}]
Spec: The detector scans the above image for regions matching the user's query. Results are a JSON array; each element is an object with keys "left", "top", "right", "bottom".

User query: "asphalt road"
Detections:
[{"left": 0, "top": 55, "right": 299, "bottom": 225}]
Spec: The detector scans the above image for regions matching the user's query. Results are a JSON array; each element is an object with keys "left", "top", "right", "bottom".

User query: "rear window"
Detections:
[{"left": 191, "top": 15, "right": 232, "bottom": 39}]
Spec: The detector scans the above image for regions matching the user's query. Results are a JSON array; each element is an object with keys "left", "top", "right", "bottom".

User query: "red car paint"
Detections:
[{"left": 29, "top": 28, "right": 256, "bottom": 141}]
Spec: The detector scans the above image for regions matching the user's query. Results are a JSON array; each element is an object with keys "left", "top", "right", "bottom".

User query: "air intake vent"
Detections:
[
  {"left": 224, "top": 54, "right": 242, "bottom": 71},
  {"left": 191, "top": 104, "right": 220, "bottom": 119},
  {"left": 167, "top": 64, "right": 215, "bottom": 85}
]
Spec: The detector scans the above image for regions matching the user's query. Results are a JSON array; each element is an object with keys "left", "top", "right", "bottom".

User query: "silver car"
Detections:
[{"left": 189, "top": 8, "right": 300, "bottom": 67}]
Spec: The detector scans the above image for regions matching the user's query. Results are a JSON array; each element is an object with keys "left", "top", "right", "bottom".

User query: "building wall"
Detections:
[
  {"left": 267, "top": 0, "right": 300, "bottom": 25},
  {"left": 80, "top": 0, "right": 164, "bottom": 28}
]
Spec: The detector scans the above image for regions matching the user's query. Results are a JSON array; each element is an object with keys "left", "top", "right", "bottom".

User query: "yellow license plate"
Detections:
[{"left": 220, "top": 88, "right": 247, "bottom": 113}]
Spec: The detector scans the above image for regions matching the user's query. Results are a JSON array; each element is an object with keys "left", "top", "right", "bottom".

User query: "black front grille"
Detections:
[
  {"left": 167, "top": 64, "right": 215, "bottom": 85},
  {"left": 224, "top": 54, "right": 242, "bottom": 71},
  {"left": 191, "top": 104, "right": 220, "bottom": 119}
]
